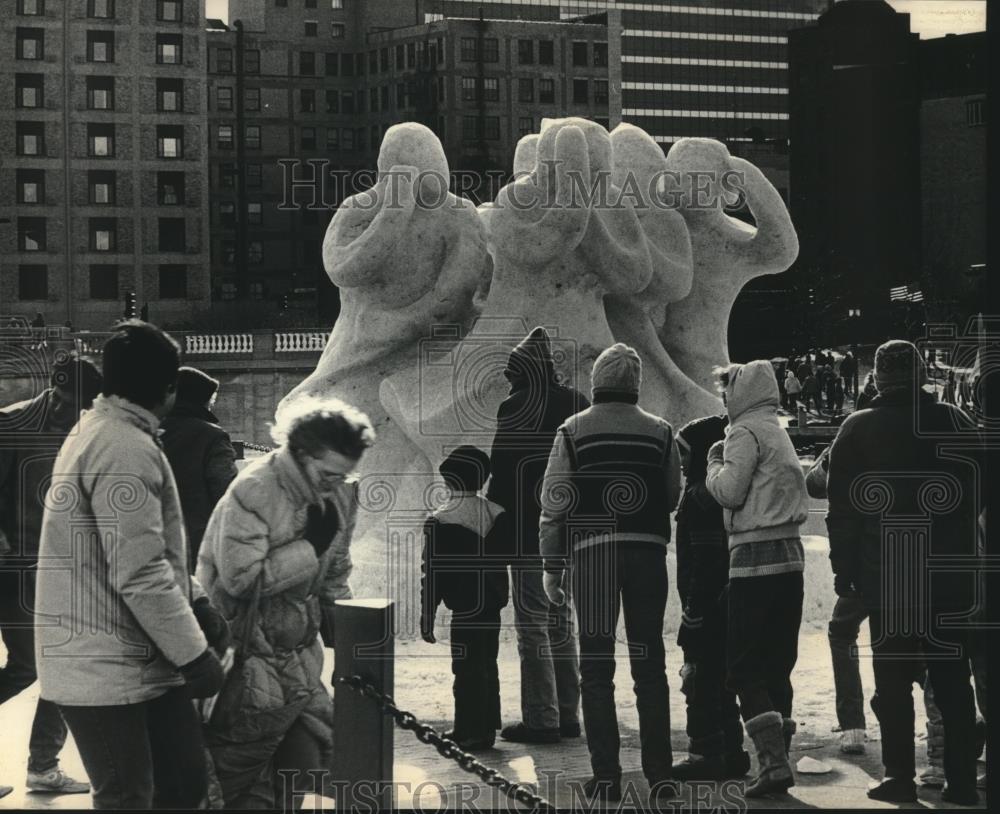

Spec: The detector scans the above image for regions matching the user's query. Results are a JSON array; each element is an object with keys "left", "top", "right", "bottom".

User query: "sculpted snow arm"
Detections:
[{"left": 729, "top": 157, "right": 799, "bottom": 274}]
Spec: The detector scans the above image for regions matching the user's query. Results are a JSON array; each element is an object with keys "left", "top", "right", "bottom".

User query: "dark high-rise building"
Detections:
[{"left": 1, "top": 0, "right": 212, "bottom": 331}]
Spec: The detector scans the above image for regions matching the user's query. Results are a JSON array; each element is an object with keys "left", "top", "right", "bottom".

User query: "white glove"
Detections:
[{"left": 543, "top": 571, "right": 566, "bottom": 606}]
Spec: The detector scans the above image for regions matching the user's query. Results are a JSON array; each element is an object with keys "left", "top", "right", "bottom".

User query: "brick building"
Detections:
[{"left": 1, "top": 0, "right": 212, "bottom": 331}]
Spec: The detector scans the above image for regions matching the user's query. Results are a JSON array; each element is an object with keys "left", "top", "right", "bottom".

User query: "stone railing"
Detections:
[
  {"left": 185, "top": 333, "right": 255, "bottom": 356},
  {"left": 275, "top": 331, "right": 329, "bottom": 353}
]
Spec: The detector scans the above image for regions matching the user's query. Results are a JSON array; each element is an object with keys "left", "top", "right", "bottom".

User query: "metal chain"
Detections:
[
  {"left": 339, "top": 674, "right": 556, "bottom": 813},
  {"left": 241, "top": 441, "right": 273, "bottom": 453}
]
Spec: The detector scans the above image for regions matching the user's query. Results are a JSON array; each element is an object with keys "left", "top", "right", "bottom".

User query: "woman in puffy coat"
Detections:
[{"left": 196, "top": 396, "right": 375, "bottom": 810}]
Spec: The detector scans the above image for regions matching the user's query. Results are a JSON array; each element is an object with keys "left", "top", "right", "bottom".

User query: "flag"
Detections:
[{"left": 890, "top": 283, "right": 924, "bottom": 303}]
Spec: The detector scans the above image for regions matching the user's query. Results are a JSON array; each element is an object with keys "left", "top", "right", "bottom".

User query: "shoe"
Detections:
[
  {"left": 582, "top": 776, "right": 622, "bottom": 803},
  {"left": 26, "top": 767, "right": 90, "bottom": 794},
  {"left": 941, "top": 784, "right": 979, "bottom": 807},
  {"left": 866, "top": 777, "right": 917, "bottom": 803},
  {"left": 839, "top": 728, "right": 866, "bottom": 755},
  {"left": 723, "top": 750, "right": 752, "bottom": 779},
  {"left": 500, "top": 722, "right": 560, "bottom": 744},
  {"left": 560, "top": 721, "right": 582, "bottom": 738},
  {"left": 670, "top": 754, "right": 727, "bottom": 781},
  {"left": 647, "top": 777, "right": 679, "bottom": 807},
  {"left": 443, "top": 730, "right": 495, "bottom": 751},
  {"left": 0, "top": 785, "right": 12, "bottom": 800},
  {"left": 744, "top": 712, "right": 794, "bottom": 798},
  {"left": 919, "top": 764, "right": 946, "bottom": 788}
]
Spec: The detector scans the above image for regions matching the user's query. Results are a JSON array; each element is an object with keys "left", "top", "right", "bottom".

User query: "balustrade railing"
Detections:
[
  {"left": 185, "top": 334, "right": 255, "bottom": 356},
  {"left": 275, "top": 331, "right": 329, "bottom": 353}
]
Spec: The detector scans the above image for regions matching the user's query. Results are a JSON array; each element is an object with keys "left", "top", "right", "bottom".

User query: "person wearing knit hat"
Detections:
[
  {"left": 161, "top": 366, "right": 238, "bottom": 570},
  {"left": 487, "top": 326, "right": 590, "bottom": 745},
  {"left": 539, "top": 343, "right": 681, "bottom": 802},
  {"left": 826, "top": 338, "right": 982, "bottom": 806}
]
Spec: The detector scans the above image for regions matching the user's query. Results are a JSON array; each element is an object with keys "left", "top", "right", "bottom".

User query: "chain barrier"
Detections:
[
  {"left": 339, "top": 674, "right": 556, "bottom": 813},
  {"left": 241, "top": 441, "right": 274, "bottom": 454}
]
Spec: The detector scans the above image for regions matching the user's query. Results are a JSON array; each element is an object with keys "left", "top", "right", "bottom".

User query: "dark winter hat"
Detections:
[
  {"left": 505, "top": 327, "right": 556, "bottom": 381},
  {"left": 874, "top": 340, "right": 926, "bottom": 394},
  {"left": 591, "top": 343, "right": 642, "bottom": 398},
  {"left": 439, "top": 445, "right": 490, "bottom": 492},
  {"left": 678, "top": 414, "right": 727, "bottom": 482},
  {"left": 176, "top": 366, "right": 220, "bottom": 407}
]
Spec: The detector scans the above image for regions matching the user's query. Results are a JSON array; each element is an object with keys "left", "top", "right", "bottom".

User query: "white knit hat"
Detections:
[{"left": 591, "top": 343, "right": 642, "bottom": 397}]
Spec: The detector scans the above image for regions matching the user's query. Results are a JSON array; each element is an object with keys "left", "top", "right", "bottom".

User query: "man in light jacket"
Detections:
[{"left": 34, "top": 321, "right": 227, "bottom": 810}]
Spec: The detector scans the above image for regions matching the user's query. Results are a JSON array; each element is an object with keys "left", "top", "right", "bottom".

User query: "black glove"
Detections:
[
  {"left": 192, "top": 596, "right": 232, "bottom": 656},
  {"left": 179, "top": 649, "right": 225, "bottom": 699},
  {"left": 834, "top": 574, "right": 856, "bottom": 598},
  {"left": 305, "top": 501, "right": 339, "bottom": 558}
]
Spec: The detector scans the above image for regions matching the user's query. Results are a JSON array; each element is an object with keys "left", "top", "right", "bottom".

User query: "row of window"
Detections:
[
  {"left": 16, "top": 30, "right": 186, "bottom": 64},
  {"left": 15, "top": 264, "right": 188, "bottom": 302},
  {"left": 16, "top": 0, "right": 183, "bottom": 20},
  {"left": 15, "top": 169, "right": 187, "bottom": 206},
  {"left": 14, "top": 122, "right": 187, "bottom": 159},
  {"left": 15, "top": 216, "right": 192, "bottom": 254},
  {"left": 73, "top": 77, "right": 188, "bottom": 112},
  {"left": 214, "top": 125, "right": 379, "bottom": 153},
  {"left": 460, "top": 76, "right": 608, "bottom": 105},
  {"left": 275, "top": 0, "right": 344, "bottom": 8}
]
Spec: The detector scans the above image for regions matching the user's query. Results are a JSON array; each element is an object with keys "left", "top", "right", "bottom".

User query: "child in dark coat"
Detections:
[
  {"left": 673, "top": 415, "right": 750, "bottom": 781},
  {"left": 420, "top": 446, "right": 511, "bottom": 751}
]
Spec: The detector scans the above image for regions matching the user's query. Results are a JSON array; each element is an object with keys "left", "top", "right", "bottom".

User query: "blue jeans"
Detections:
[{"left": 828, "top": 595, "right": 868, "bottom": 730}]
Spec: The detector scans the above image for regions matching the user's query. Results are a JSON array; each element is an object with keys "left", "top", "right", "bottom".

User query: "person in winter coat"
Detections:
[
  {"left": 487, "top": 327, "right": 589, "bottom": 744},
  {"left": 801, "top": 372, "right": 821, "bottom": 414},
  {"left": 420, "top": 446, "right": 511, "bottom": 751},
  {"left": 671, "top": 415, "right": 750, "bottom": 782},
  {"left": 161, "top": 366, "right": 238, "bottom": 570},
  {"left": 856, "top": 372, "right": 878, "bottom": 411},
  {"left": 705, "top": 360, "right": 809, "bottom": 798},
  {"left": 826, "top": 340, "right": 982, "bottom": 806},
  {"left": 34, "top": 322, "right": 229, "bottom": 810},
  {"left": 840, "top": 352, "right": 857, "bottom": 397},
  {"left": 0, "top": 353, "right": 100, "bottom": 797},
  {"left": 196, "top": 395, "right": 373, "bottom": 810},
  {"left": 784, "top": 371, "right": 801, "bottom": 411},
  {"left": 539, "top": 344, "right": 681, "bottom": 804}
]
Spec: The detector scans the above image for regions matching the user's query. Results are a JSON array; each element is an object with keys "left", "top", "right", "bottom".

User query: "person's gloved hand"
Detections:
[
  {"left": 679, "top": 662, "right": 697, "bottom": 697},
  {"left": 543, "top": 571, "right": 566, "bottom": 606},
  {"left": 834, "top": 574, "right": 856, "bottom": 598},
  {"left": 179, "top": 649, "right": 225, "bottom": 699},
  {"left": 707, "top": 440, "right": 725, "bottom": 464},
  {"left": 305, "top": 501, "right": 340, "bottom": 558},
  {"left": 192, "top": 596, "right": 232, "bottom": 656}
]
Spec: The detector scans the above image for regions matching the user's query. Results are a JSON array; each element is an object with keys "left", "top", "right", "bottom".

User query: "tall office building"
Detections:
[{"left": 1, "top": 0, "right": 212, "bottom": 331}]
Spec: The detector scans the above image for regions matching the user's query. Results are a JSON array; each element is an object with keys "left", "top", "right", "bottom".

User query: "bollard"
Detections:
[
  {"left": 333, "top": 599, "right": 395, "bottom": 811},
  {"left": 797, "top": 404, "right": 807, "bottom": 427}
]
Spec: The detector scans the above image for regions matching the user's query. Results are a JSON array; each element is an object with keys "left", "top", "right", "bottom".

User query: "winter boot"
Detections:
[
  {"left": 671, "top": 753, "right": 727, "bottom": 781},
  {"left": 782, "top": 718, "right": 797, "bottom": 756},
  {"left": 744, "top": 711, "right": 794, "bottom": 798},
  {"left": 919, "top": 721, "right": 946, "bottom": 788},
  {"left": 724, "top": 749, "right": 752, "bottom": 779}
]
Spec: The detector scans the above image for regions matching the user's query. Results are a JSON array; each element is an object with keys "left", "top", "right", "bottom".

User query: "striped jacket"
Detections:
[{"left": 538, "top": 394, "right": 681, "bottom": 570}]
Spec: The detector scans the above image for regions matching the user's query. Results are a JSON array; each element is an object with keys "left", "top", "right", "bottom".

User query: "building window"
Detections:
[
  {"left": 248, "top": 242, "right": 263, "bottom": 264},
  {"left": 17, "top": 122, "right": 44, "bottom": 155},
  {"left": 518, "top": 77, "right": 534, "bottom": 103},
  {"left": 301, "top": 127, "right": 317, "bottom": 150},
  {"left": 460, "top": 37, "right": 477, "bottom": 62},
  {"left": 217, "top": 125, "right": 234, "bottom": 149},
  {"left": 157, "top": 0, "right": 182, "bottom": 22},
  {"left": 244, "top": 49, "right": 260, "bottom": 73},
  {"left": 88, "top": 0, "right": 114, "bottom": 18},
  {"left": 331, "top": 0, "right": 343, "bottom": 8},
  {"left": 371, "top": 124, "right": 380, "bottom": 150},
  {"left": 216, "top": 47, "right": 233, "bottom": 73},
  {"left": 355, "top": 127, "right": 366, "bottom": 151},
  {"left": 342, "top": 128, "right": 354, "bottom": 151},
  {"left": 301, "top": 88, "right": 316, "bottom": 112},
  {"left": 17, "top": 169, "right": 44, "bottom": 204},
  {"left": 157, "top": 34, "right": 182, "bottom": 64},
  {"left": 330, "top": 23, "right": 344, "bottom": 38},
  {"left": 539, "top": 77, "right": 555, "bottom": 104},
  {"left": 593, "top": 42, "right": 608, "bottom": 67},
  {"left": 90, "top": 218, "right": 117, "bottom": 252},
  {"left": 483, "top": 77, "right": 499, "bottom": 101},
  {"left": 461, "top": 76, "right": 476, "bottom": 101},
  {"left": 245, "top": 125, "right": 261, "bottom": 150},
  {"left": 247, "top": 202, "right": 262, "bottom": 225},
  {"left": 88, "top": 123, "right": 115, "bottom": 157},
  {"left": 305, "top": 0, "right": 317, "bottom": 7},
  {"left": 407, "top": 42, "right": 416, "bottom": 68},
  {"left": 159, "top": 265, "right": 187, "bottom": 299},
  {"left": 395, "top": 44, "right": 404, "bottom": 69},
  {"left": 355, "top": 52, "right": 364, "bottom": 76},
  {"left": 300, "top": 51, "right": 315, "bottom": 75},
  {"left": 87, "top": 76, "right": 115, "bottom": 110},
  {"left": 16, "top": 28, "right": 44, "bottom": 60},
  {"left": 967, "top": 99, "right": 986, "bottom": 126},
  {"left": 157, "top": 171, "right": 184, "bottom": 205},
  {"left": 219, "top": 201, "right": 235, "bottom": 226},
  {"left": 325, "top": 52, "right": 339, "bottom": 76},
  {"left": 594, "top": 79, "right": 609, "bottom": 106},
  {"left": 484, "top": 117, "right": 500, "bottom": 141},
  {"left": 539, "top": 40, "right": 554, "bottom": 65},
  {"left": 518, "top": 40, "right": 534, "bottom": 65},
  {"left": 369, "top": 87, "right": 378, "bottom": 112},
  {"left": 217, "top": 87, "right": 233, "bottom": 111},
  {"left": 369, "top": 50, "right": 378, "bottom": 74},
  {"left": 381, "top": 84, "right": 390, "bottom": 109},
  {"left": 221, "top": 241, "right": 235, "bottom": 265},
  {"left": 16, "top": 74, "right": 44, "bottom": 108},
  {"left": 88, "top": 170, "right": 115, "bottom": 204},
  {"left": 326, "top": 89, "right": 339, "bottom": 113},
  {"left": 573, "top": 78, "right": 588, "bottom": 105},
  {"left": 18, "top": 217, "right": 46, "bottom": 252},
  {"left": 87, "top": 31, "right": 114, "bottom": 63},
  {"left": 18, "top": 265, "right": 48, "bottom": 301},
  {"left": 304, "top": 20, "right": 318, "bottom": 37},
  {"left": 326, "top": 128, "right": 339, "bottom": 151},
  {"left": 482, "top": 38, "right": 499, "bottom": 63},
  {"left": 157, "top": 125, "right": 184, "bottom": 158},
  {"left": 518, "top": 117, "right": 534, "bottom": 138},
  {"left": 219, "top": 164, "right": 236, "bottom": 187},
  {"left": 380, "top": 47, "right": 389, "bottom": 71},
  {"left": 158, "top": 218, "right": 186, "bottom": 252},
  {"left": 343, "top": 90, "right": 356, "bottom": 114},
  {"left": 392, "top": 84, "right": 403, "bottom": 110},
  {"left": 342, "top": 52, "right": 354, "bottom": 76},
  {"left": 572, "top": 42, "right": 588, "bottom": 67},
  {"left": 156, "top": 78, "right": 183, "bottom": 112},
  {"left": 462, "top": 116, "right": 478, "bottom": 141},
  {"left": 89, "top": 265, "right": 119, "bottom": 300},
  {"left": 18, "top": 0, "right": 43, "bottom": 15},
  {"left": 245, "top": 87, "right": 260, "bottom": 111},
  {"left": 246, "top": 164, "right": 262, "bottom": 187}
]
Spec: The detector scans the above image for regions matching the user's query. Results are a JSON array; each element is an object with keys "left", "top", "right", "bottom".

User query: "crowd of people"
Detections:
[
  {"left": 0, "top": 320, "right": 987, "bottom": 810},
  {"left": 773, "top": 350, "right": 857, "bottom": 418}
]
